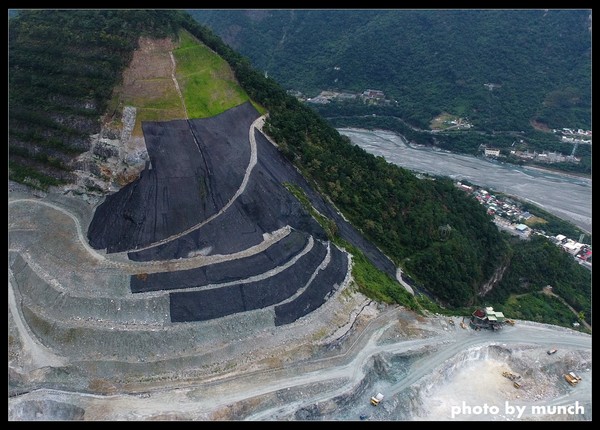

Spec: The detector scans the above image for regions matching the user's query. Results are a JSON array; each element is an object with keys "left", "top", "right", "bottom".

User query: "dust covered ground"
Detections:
[
  {"left": 8, "top": 102, "right": 591, "bottom": 422},
  {"left": 8, "top": 101, "right": 394, "bottom": 420},
  {"left": 8, "top": 141, "right": 592, "bottom": 421},
  {"left": 7, "top": 188, "right": 592, "bottom": 421}
]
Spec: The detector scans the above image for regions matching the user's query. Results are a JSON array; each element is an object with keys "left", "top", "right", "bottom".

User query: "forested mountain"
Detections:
[
  {"left": 8, "top": 10, "right": 590, "bottom": 328},
  {"left": 190, "top": 9, "right": 592, "bottom": 177},
  {"left": 189, "top": 9, "right": 591, "bottom": 132}
]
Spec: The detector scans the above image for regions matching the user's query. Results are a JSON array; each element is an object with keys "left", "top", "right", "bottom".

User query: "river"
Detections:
[{"left": 338, "top": 128, "right": 592, "bottom": 235}]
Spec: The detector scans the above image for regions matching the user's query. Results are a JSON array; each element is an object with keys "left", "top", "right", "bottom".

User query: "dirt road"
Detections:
[
  {"left": 8, "top": 186, "right": 591, "bottom": 421},
  {"left": 8, "top": 302, "right": 591, "bottom": 420}
]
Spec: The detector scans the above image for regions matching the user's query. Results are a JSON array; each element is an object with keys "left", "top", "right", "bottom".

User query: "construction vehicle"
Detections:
[
  {"left": 505, "top": 319, "right": 515, "bottom": 326},
  {"left": 370, "top": 393, "right": 384, "bottom": 406},
  {"left": 503, "top": 371, "right": 522, "bottom": 388},
  {"left": 502, "top": 371, "right": 520, "bottom": 381},
  {"left": 564, "top": 372, "right": 582, "bottom": 386}
]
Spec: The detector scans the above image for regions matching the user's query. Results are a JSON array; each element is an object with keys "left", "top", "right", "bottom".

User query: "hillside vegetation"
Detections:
[
  {"left": 174, "top": 29, "right": 253, "bottom": 118},
  {"left": 8, "top": 10, "right": 182, "bottom": 189},
  {"left": 8, "top": 10, "right": 591, "bottom": 329},
  {"left": 190, "top": 9, "right": 591, "bottom": 131},
  {"left": 190, "top": 9, "right": 592, "bottom": 175}
]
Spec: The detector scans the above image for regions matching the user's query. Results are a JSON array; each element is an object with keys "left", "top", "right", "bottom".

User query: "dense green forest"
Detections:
[
  {"left": 190, "top": 9, "right": 591, "bottom": 131},
  {"left": 8, "top": 10, "right": 591, "bottom": 329},
  {"left": 190, "top": 9, "right": 592, "bottom": 175},
  {"left": 486, "top": 235, "right": 591, "bottom": 327}
]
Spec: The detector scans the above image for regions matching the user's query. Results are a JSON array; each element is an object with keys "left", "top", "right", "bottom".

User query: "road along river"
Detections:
[{"left": 338, "top": 128, "right": 592, "bottom": 235}]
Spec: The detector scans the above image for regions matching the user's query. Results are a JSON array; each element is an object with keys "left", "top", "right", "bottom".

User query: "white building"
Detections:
[
  {"left": 484, "top": 148, "right": 501, "bottom": 157},
  {"left": 562, "top": 240, "right": 583, "bottom": 256}
]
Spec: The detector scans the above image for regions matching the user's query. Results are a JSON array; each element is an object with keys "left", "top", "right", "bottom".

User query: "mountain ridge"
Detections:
[{"left": 190, "top": 9, "right": 591, "bottom": 131}]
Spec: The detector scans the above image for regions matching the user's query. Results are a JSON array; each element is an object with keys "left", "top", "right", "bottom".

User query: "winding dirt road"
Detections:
[{"left": 8, "top": 307, "right": 591, "bottom": 420}]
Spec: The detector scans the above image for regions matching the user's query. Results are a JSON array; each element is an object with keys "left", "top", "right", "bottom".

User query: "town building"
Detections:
[
  {"left": 484, "top": 148, "right": 501, "bottom": 157},
  {"left": 470, "top": 306, "right": 507, "bottom": 330}
]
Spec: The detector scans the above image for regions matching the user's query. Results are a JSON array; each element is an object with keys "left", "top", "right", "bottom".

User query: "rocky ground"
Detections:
[
  {"left": 8, "top": 120, "right": 592, "bottom": 421},
  {"left": 8, "top": 195, "right": 592, "bottom": 421}
]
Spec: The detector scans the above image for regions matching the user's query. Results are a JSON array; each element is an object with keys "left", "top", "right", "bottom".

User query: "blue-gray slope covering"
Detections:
[
  {"left": 274, "top": 244, "right": 348, "bottom": 326},
  {"left": 86, "top": 101, "right": 396, "bottom": 325},
  {"left": 130, "top": 230, "right": 309, "bottom": 293},
  {"left": 87, "top": 102, "right": 254, "bottom": 253},
  {"left": 169, "top": 239, "right": 328, "bottom": 322}
]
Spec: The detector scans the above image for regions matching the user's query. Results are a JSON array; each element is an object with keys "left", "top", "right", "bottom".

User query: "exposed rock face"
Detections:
[
  {"left": 479, "top": 263, "right": 508, "bottom": 297},
  {"left": 92, "top": 139, "right": 120, "bottom": 159},
  {"left": 88, "top": 102, "right": 259, "bottom": 252},
  {"left": 120, "top": 106, "right": 137, "bottom": 144},
  {"left": 67, "top": 105, "right": 148, "bottom": 197}
]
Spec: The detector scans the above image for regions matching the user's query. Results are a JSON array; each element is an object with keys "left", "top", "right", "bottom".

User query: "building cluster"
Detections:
[
  {"left": 458, "top": 184, "right": 531, "bottom": 224},
  {"left": 443, "top": 117, "right": 472, "bottom": 129},
  {"left": 431, "top": 115, "right": 473, "bottom": 132},
  {"left": 360, "top": 89, "right": 385, "bottom": 103},
  {"left": 483, "top": 147, "right": 581, "bottom": 164},
  {"left": 546, "top": 234, "right": 592, "bottom": 265},
  {"left": 510, "top": 149, "right": 581, "bottom": 164},
  {"left": 470, "top": 306, "right": 510, "bottom": 330},
  {"left": 484, "top": 148, "right": 501, "bottom": 157},
  {"left": 291, "top": 88, "right": 393, "bottom": 106},
  {"left": 553, "top": 128, "right": 592, "bottom": 145},
  {"left": 455, "top": 182, "right": 591, "bottom": 268}
]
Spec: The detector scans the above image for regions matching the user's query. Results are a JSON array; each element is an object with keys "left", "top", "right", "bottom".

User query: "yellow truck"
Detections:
[
  {"left": 370, "top": 393, "right": 384, "bottom": 406},
  {"left": 564, "top": 372, "right": 582, "bottom": 386}
]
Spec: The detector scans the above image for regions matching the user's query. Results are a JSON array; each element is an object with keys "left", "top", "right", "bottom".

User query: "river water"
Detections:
[{"left": 338, "top": 128, "right": 592, "bottom": 234}]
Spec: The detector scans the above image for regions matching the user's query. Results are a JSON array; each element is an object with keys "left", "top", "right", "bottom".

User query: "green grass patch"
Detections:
[
  {"left": 9, "top": 161, "right": 67, "bottom": 191},
  {"left": 283, "top": 182, "right": 337, "bottom": 240},
  {"left": 129, "top": 85, "right": 183, "bottom": 111},
  {"left": 133, "top": 107, "right": 189, "bottom": 135},
  {"left": 136, "top": 107, "right": 186, "bottom": 121},
  {"left": 524, "top": 215, "right": 548, "bottom": 228},
  {"left": 430, "top": 112, "right": 456, "bottom": 130},
  {"left": 121, "top": 81, "right": 186, "bottom": 134},
  {"left": 344, "top": 241, "right": 423, "bottom": 313},
  {"left": 174, "top": 30, "right": 251, "bottom": 118}
]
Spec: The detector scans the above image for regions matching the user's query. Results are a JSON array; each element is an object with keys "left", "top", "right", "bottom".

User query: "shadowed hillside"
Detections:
[{"left": 190, "top": 9, "right": 591, "bottom": 131}]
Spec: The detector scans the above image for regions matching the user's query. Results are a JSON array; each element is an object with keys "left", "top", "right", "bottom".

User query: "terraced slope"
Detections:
[{"left": 83, "top": 101, "right": 348, "bottom": 325}]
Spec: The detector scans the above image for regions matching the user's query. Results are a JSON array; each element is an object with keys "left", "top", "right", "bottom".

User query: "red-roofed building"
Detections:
[{"left": 470, "top": 307, "right": 507, "bottom": 330}]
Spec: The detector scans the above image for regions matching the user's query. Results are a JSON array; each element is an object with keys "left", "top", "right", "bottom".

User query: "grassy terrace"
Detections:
[
  {"left": 174, "top": 30, "right": 252, "bottom": 119},
  {"left": 283, "top": 182, "right": 425, "bottom": 314},
  {"left": 107, "top": 29, "right": 261, "bottom": 138}
]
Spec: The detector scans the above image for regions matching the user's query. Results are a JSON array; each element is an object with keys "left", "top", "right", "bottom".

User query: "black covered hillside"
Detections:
[{"left": 87, "top": 102, "right": 360, "bottom": 325}]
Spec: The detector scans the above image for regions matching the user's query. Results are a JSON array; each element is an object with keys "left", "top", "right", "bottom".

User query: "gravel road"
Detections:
[{"left": 8, "top": 276, "right": 591, "bottom": 421}]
